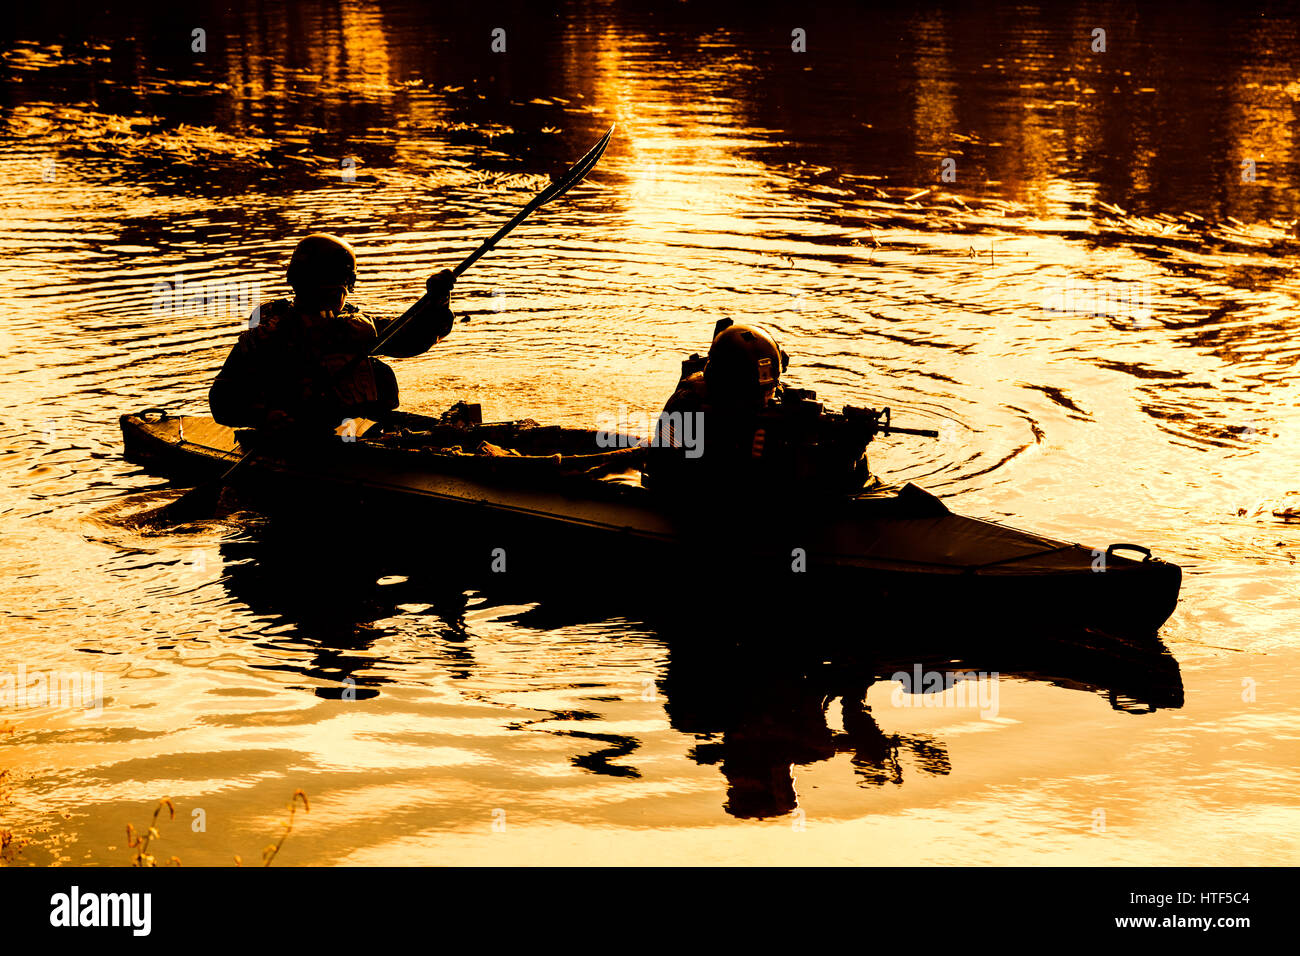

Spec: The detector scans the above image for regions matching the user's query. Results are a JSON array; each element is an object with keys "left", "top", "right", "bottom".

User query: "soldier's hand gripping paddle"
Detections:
[{"left": 136, "top": 126, "right": 615, "bottom": 528}]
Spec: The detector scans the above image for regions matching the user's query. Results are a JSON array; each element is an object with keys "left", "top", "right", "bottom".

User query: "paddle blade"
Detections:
[
  {"left": 451, "top": 125, "right": 615, "bottom": 281},
  {"left": 124, "top": 480, "right": 223, "bottom": 529},
  {"left": 535, "top": 124, "right": 614, "bottom": 207}
]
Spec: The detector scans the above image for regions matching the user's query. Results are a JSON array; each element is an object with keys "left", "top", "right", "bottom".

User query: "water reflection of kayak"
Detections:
[
  {"left": 120, "top": 407, "right": 1182, "bottom": 637},
  {"left": 660, "top": 622, "right": 1184, "bottom": 818},
  {"left": 210, "top": 522, "right": 1184, "bottom": 820}
]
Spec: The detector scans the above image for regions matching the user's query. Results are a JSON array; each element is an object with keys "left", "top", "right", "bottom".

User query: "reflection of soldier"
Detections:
[
  {"left": 839, "top": 693, "right": 951, "bottom": 785},
  {"left": 661, "top": 639, "right": 951, "bottom": 820},
  {"left": 209, "top": 233, "right": 455, "bottom": 437}
]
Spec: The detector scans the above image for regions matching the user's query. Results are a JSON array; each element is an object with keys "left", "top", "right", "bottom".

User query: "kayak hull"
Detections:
[{"left": 119, "top": 411, "right": 1182, "bottom": 636}]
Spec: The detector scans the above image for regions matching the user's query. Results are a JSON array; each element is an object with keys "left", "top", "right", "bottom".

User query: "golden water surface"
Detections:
[{"left": 1, "top": 1, "right": 1298, "bottom": 865}]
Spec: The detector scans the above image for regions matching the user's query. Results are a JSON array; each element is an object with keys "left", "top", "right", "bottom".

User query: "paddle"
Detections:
[{"left": 142, "top": 125, "right": 615, "bottom": 526}]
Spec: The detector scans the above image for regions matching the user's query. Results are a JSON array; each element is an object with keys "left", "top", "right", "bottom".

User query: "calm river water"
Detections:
[{"left": 1, "top": 1, "right": 1298, "bottom": 865}]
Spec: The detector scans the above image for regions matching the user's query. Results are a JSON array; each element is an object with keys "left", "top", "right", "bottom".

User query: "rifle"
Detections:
[{"left": 748, "top": 388, "right": 939, "bottom": 492}]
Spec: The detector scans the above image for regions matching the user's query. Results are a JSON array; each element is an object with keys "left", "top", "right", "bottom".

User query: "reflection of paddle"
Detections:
[{"left": 136, "top": 126, "right": 615, "bottom": 527}]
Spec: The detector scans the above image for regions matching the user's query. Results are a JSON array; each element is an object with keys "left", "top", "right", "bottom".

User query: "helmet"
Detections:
[
  {"left": 704, "top": 323, "right": 789, "bottom": 408},
  {"left": 286, "top": 233, "right": 357, "bottom": 291}
]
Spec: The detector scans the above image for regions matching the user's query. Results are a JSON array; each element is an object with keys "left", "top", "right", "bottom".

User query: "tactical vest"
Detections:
[{"left": 243, "top": 298, "right": 398, "bottom": 415}]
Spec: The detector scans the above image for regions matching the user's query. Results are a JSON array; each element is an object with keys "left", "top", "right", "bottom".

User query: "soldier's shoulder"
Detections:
[
  {"left": 234, "top": 299, "right": 296, "bottom": 352},
  {"left": 663, "top": 371, "right": 708, "bottom": 413},
  {"left": 340, "top": 301, "right": 376, "bottom": 321},
  {"left": 245, "top": 297, "right": 293, "bottom": 332}
]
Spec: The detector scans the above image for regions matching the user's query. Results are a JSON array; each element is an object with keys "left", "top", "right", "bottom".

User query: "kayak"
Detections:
[{"left": 119, "top": 408, "right": 1182, "bottom": 636}]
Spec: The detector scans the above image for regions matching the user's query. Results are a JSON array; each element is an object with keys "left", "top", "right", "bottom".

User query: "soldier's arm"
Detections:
[
  {"left": 644, "top": 383, "right": 708, "bottom": 491},
  {"left": 209, "top": 340, "right": 269, "bottom": 428},
  {"left": 209, "top": 332, "right": 316, "bottom": 430},
  {"left": 373, "top": 270, "right": 455, "bottom": 358}
]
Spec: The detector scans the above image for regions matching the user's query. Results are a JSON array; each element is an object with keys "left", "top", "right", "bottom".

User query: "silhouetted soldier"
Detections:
[
  {"left": 645, "top": 321, "right": 788, "bottom": 490},
  {"left": 210, "top": 233, "right": 455, "bottom": 437},
  {"left": 645, "top": 319, "right": 873, "bottom": 500}
]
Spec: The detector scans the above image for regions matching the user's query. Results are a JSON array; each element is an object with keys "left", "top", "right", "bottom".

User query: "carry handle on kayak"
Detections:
[{"left": 1106, "top": 543, "right": 1153, "bottom": 562}]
